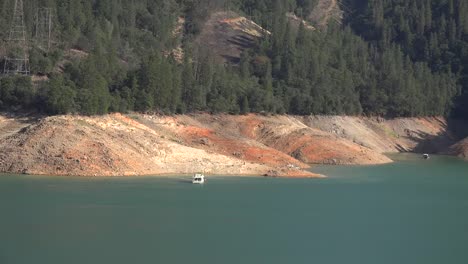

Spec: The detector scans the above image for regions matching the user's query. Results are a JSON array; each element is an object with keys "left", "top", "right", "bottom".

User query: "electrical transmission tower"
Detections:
[
  {"left": 3, "top": 0, "right": 30, "bottom": 75},
  {"left": 35, "top": 7, "right": 53, "bottom": 52}
]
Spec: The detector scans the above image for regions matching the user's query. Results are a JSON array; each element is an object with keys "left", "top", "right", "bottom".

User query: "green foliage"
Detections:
[
  {"left": 344, "top": 0, "right": 468, "bottom": 117},
  {"left": 0, "top": 76, "right": 34, "bottom": 110},
  {"left": 44, "top": 74, "right": 76, "bottom": 114},
  {"left": 0, "top": 0, "right": 466, "bottom": 118}
]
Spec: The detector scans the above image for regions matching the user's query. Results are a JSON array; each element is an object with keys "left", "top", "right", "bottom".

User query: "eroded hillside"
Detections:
[
  {"left": 0, "top": 114, "right": 318, "bottom": 177},
  {"left": 0, "top": 113, "right": 460, "bottom": 177},
  {"left": 195, "top": 11, "right": 270, "bottom": 63}
]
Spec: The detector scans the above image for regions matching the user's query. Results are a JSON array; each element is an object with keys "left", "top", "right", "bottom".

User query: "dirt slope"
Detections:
[
  {"left": 309, "top": 0, "right": 343, "bottom": 28},
  {"left": 0, "top": 113, "right": 458, "bottom": 177},
  {"left": 301, "top": 116, "right": 453, "bottom": 153},
  {"left": 195, "top": 11, "right": 270, "bottom": 63},
  {"left": 192, "top": 114, "right": 392, "bottom": 165},
  {"left": 0, "top": 114, "right": 318, "bottom": 177},
  {"left": 189, "top": 114, "right": 459, "bottom": 165},
  {"left": 0, "top": 114, "right": 36, "bottom": 139}
]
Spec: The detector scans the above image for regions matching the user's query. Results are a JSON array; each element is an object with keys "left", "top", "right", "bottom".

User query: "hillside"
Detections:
[
  {"left": 194, "top": 10, "right": 318, "bottom": 63},
  {"left": 195, "top": 11, "right": 270, "bottom": 63},
  {"left": 0, "top": 113, "right": 314, "bottom": 177},
  {"left": 0, "top": 0, "right": 466, "bottom": 119},
  {"left": 0, "top": 113, "right": 460, "bottom": 177},
  {"left": 308, "top": 0, "right": 343, "bottom": 28}
]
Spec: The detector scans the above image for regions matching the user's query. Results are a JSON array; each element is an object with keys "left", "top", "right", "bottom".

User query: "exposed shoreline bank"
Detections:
[
  {"left": 0, "top": 171, "right": 326, "bottom": 179},
  {"left": 0, "top": 113, "right": 465, "bottom": 178}
]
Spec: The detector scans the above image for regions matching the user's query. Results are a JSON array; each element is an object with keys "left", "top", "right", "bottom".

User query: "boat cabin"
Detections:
[{"left": 192, "top": 173, "right": 205, "bottom": 184}]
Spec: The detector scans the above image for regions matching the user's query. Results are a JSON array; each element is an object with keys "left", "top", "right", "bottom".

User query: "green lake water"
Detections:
[{"left": 1, "top": 154, "right": 468, "bottom": 264}]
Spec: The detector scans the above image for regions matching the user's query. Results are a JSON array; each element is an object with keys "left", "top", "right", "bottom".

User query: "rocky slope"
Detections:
[
  {"left": 0, "top": 113, "right": 461, "bottom": 177},
  {"left": 195, "top": 11, "right": 270, "bottom": 63}
]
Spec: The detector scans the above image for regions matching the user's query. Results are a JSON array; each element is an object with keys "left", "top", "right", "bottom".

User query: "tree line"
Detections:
[{"left": 0, "top": 0, "right": 466, "bottom": 118}]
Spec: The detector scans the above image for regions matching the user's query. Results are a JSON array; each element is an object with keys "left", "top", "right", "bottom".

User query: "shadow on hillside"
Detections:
[
  {"left": 222, "top": 55, "right": 240, "bottom": 64},
  {"left": 0, "top": 112, "right": 42, "bottom": 138},
  {"left": 394, "top": 143, "right": 408, "bottom": 153},
  {"left": 410, "top": 118, "right": 468, "bottom": 154},
  {"left": 227, "top": 35, "right": 255, "bottom": 48}
]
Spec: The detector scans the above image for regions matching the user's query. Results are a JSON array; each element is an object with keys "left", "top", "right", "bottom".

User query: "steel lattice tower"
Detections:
[
  {"left": 3, "top": 0, "right": 30, "bottom": 75},
  {"left": 35, "top": 7, "right": 52, "bottom": 52}
]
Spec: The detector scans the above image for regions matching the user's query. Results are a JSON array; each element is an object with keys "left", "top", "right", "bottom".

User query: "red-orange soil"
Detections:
[{"left": 0, "top": 113, "right": 458, "bottom": 177}]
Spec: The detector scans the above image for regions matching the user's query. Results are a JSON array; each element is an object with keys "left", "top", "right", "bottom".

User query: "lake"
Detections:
[{"left": 1, "top": 154, "right": 468, "bottom": 264}]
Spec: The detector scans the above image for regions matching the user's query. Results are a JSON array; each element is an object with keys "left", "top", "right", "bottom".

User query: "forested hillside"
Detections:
[
  {"left": 343, "top": 0, "right": 468, "bottom": 117},
  {"left": 0, "top": 0, "right": 466, "bottom": 118}
]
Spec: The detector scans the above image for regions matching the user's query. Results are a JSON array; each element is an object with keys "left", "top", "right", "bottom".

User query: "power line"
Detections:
[
  {"left": 35, "top": 7, "right": 53, "bottom": 52},
  {"left": 3, "top": 0, "right": 30, "bottom": 75}
]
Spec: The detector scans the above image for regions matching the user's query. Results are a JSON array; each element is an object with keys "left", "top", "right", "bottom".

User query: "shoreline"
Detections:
[
  {"left": 1, "top": 153, "right": 466, "bottom": 179},
  {"left": 1, "top": 113, "right": 465, "bottom": 178},
  {"left": 0, "top": 171, "right": 326, "bottom": 179}
]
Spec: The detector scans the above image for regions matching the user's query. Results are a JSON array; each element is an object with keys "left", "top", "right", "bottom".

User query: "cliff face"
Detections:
[{"left": 0, "top": 113, "right": 459, "bottom": 177}]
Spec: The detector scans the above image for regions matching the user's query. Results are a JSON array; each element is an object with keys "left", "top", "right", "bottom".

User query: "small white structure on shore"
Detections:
[
  {"left": 423, "top": 154, "right": 430, "bottom": 159},
  {"left": 192, "top": 173, "right": 205, "bottom": 184}
]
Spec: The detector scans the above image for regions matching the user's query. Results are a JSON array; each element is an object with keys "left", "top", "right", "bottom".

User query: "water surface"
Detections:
[{"left": 1, "top": 154, "right": 468, "bottom": 264}]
